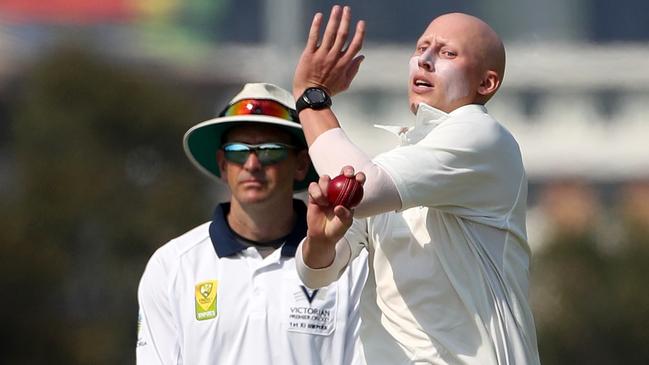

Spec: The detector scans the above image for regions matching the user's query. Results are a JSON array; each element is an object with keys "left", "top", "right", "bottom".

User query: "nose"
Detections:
[
  {"left": 242, "top": 151, "right": 262, "bottom": 171},
  {"left": 417, "top": 48, "right": 434, "bottom": 72}
]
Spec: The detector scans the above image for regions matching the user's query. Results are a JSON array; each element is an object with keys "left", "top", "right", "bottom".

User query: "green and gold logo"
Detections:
[{"left": 195, "top": 280, "right": 218, "bottom": 321}]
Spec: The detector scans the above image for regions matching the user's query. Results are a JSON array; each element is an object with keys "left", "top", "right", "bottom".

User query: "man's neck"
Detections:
[{"left": 227, "top": 198, "right": 296, "bottom": 243}]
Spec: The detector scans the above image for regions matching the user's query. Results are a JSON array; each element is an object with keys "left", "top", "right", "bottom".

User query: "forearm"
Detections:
[
  {"left": 295, "top": 107, "right": 343, "bottom": 146},
  {"left": 309, "top": 128, "right": 402, "bottom": 217}
]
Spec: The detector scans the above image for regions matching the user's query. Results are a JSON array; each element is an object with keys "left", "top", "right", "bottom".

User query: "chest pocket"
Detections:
[{"left": 283, "top": 271, "right": 338, "bottom": 336}]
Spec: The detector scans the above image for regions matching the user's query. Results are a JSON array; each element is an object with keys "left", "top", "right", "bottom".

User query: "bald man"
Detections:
[{"left": 292, "top": 6, "right": 540, "bottom": 365}]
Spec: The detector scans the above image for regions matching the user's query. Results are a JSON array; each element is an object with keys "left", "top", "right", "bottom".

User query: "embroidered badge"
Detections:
[{"left": 195, "top": 280, "right": 218, "bottom": 321}]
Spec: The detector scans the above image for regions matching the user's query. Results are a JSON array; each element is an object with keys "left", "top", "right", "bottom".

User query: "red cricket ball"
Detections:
[{"left": 327, "top": 174, "right": 364, "bottom": 209}]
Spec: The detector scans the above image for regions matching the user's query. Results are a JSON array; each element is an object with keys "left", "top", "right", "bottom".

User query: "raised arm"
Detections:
[
  {"left": 292, "top": 5, "right": 365, "bottom": 131},
  {"left": 293, "top": 6, "right": 401, "bottom": 217}
]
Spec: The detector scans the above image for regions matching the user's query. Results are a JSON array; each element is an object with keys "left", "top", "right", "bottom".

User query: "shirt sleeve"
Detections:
[
  {"left": 296, "top": 218, "right": 368, "bottom": 289},
  {"left": 374, "top": 117, "right": 523, "bottom": 219},
  {"left": 136, "top": 250, "right": 181, "bottom": 365}
]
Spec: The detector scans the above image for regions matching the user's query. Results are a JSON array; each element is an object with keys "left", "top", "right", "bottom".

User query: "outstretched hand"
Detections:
[
  {"left": 306, "top": 166, "right": 366, "bottom": 248},
  {"left": 293, "top": 5, "right": 366, "bottom": 98}
]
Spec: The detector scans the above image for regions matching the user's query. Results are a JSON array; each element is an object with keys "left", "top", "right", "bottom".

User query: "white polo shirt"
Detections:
[
  {"left": 137, "top": 200, "right": 368, "bottom": 365},
  {"left": 298, "top": 104, "right": 540, "bottom": 364}
]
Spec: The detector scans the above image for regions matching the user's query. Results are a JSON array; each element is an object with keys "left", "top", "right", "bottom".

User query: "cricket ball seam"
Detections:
[
  {"left": 328, "top": 174, "right": 363, "bottom": 208},
  {"left": 336, "top": 178, "right": 350, "bottom": 206}
]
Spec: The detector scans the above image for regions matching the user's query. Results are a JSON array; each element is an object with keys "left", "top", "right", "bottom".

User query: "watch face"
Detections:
[
  {"left": 296, "top": 87, "right": 331, "bottom": 112},
  {"left": 306, "top": 88, "right": 326, "bottom": 103}
]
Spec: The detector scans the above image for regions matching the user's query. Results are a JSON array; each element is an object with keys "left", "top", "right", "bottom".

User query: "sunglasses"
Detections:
[
  {"left": 220, "top": 98, "right": 299, "bottom": 122},
  {"left": 222, "top": 142, "right": 296, "bottom": 166}
]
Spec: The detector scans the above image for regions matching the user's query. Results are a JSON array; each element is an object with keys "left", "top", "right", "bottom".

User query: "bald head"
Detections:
[
  {"left": 432, "top": 13, "right": 506, "bottom": 83},
  {"left": 408, "top": 13, "right": 506, "bottom": 112}
]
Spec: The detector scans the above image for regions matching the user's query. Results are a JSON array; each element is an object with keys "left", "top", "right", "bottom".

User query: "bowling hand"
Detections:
[{"left": 305, "top": 166, "right": 365, "bottom": 251}]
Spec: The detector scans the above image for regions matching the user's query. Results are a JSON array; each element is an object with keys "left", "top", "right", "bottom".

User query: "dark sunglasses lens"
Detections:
[
  {"left": 223, "top": 143, "right": 292, "bottom": 165},
  {"left": 224, "top": 150, "right": 250, "bottom": 164},
  {"left": 223, "top": 144, "right": 252, "bottom": 164},
  {"left": 256, "top": 145, "right": 289, "bottom": 165}
]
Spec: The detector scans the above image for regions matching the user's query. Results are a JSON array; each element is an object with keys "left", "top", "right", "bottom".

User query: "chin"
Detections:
[
  {"left": 409, "top": 96, "right": 430, "bottom": 114},
  {"left": 235, "top": 191, "right": 270, "bottom": 205}
]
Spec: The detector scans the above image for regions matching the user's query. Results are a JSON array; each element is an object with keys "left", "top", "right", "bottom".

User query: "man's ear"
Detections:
[
  {"left": 216, "top": 149, "right": 228, "bottom": 179},
  {"left": 477, "top": 70, "right": 501, "bottom": 98},
  {"left": 293, "top": 150, "right": 310, "bottom": 182}
]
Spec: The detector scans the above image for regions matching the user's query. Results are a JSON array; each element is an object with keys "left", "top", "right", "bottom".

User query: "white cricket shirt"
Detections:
[
  {"left": 137, "top": 200, "right": 368, "bottom": 365},
  {"left": 298, "top": 104, "right": 540, "bottom": 364}
]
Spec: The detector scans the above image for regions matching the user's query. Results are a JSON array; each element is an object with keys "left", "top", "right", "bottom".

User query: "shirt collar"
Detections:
[
  {"left": 414, "top": 102, "right": 488, "bottom": 123},
  {"left": 371, "top": 103, "right": 447, "bottom": 146},
  {"left": 395, "top": 103, "right": 449, "bottom": 145},
  {"left": 209, "top": 199, "right": 307, "bottom": 258},
  {"left": 447, "top": 103, "right": 488, "bottom": 117},
  {"left": 414, "top": 102, "right": 449, "bottom": 127},
  {"left": 372, "top": 103, "right": 489, "bottom": 145}
]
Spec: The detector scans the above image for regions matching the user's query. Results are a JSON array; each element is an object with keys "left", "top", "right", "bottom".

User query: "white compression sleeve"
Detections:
[{"left": 309, "top": 128, "right": 402, "bottom": 217}]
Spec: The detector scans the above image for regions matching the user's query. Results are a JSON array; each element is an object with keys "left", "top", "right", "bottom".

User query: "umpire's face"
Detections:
[{"left": 217, "top": 125, "right": 310, "bottom": 206}]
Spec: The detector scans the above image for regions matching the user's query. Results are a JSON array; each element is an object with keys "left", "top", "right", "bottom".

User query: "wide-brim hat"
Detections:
[{"left": 183, "top": 83, "right": 318, "bottom": 191}]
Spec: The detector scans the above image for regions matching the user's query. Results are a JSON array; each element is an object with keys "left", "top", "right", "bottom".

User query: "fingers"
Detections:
[
  {"left": 333, "top": 205, "right": 353, "bottom": 223},
  {"left": 297, "top": 5, "right": 365, "bottom": 95},
  {"left": 355, "top": 171, "right": 366, "bottom": 185},
  {"left": 331, "top": 6, "right": 351, "bottom": 53},
  {"left": 339, "top": 166, "right": 364, "bottom": 184},
  {"left": 309, "top": 176, "right": 331, "bottom": 206},
  {"left": 321, "top": 6, "right": 364, "bottom": 58},
  {"left": 340, "top": 20, "right": 365, "bottom": 63},
  {"left": 321, "top": 5, "right": 342, "bottom": 50},
  {"left": 340, "top": 165, "right": 355, "bottom": 178},
  {"left": 345, "top": 55, "right": 365, "bottom": 85},
  {"left": 338, "top": 165, "right": 365, "bottom": 185},
  {"left": 306, "top": 12, "right": 323, "bottom": 52},
  {"left": 318, "top": 174, "right": 331, "bottom": 200}
]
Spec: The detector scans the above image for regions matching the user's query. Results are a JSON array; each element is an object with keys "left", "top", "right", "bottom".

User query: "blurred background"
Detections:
[{"left": 1, "top": 0, "right": 648, "bottom": 364}]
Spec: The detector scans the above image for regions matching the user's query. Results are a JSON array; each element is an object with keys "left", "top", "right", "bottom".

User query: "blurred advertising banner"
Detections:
[{"left": 0, "top": 0, "right": 221, "bottom": 26}]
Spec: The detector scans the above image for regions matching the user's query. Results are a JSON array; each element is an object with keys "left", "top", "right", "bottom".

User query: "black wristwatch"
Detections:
[{"left": 296, "top": 87, "right": 332, "bottom": 113}]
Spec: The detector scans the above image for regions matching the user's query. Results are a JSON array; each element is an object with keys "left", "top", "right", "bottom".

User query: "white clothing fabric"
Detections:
[
  {"left": 309, "top": 128, "right": 401, "bottom": 217},
  {"left": 137, "top": 201, "right": 368, "bottom": 365},
  {"left": 297, "top": 104, "right": 540, "bottom": 365}
]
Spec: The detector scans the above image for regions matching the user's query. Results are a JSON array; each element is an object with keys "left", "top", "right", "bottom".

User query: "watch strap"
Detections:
[{"left": 296, "top": 87, "right": 332, "bottom": 113}]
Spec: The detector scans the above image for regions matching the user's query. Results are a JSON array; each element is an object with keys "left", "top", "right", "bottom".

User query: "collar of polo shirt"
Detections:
[{"left": 208, "top": 199, "right": 307, "bottom": 258}]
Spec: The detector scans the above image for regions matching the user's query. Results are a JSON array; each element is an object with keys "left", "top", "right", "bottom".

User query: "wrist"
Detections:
[
  {"left": 303, "top": 236, "right": 336, "bottom": 269},
  {"left": 295, "top": 87, "right": 332, "bottom": 114},
  {"left": 305, "top": 232, "right": 337, "bottom": 247},
  {"left": 293, "top": 87, "right": 306, "bottom": 100},
  {"left": 293, "top": 82, "right": 331, "bottom": 99}
]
